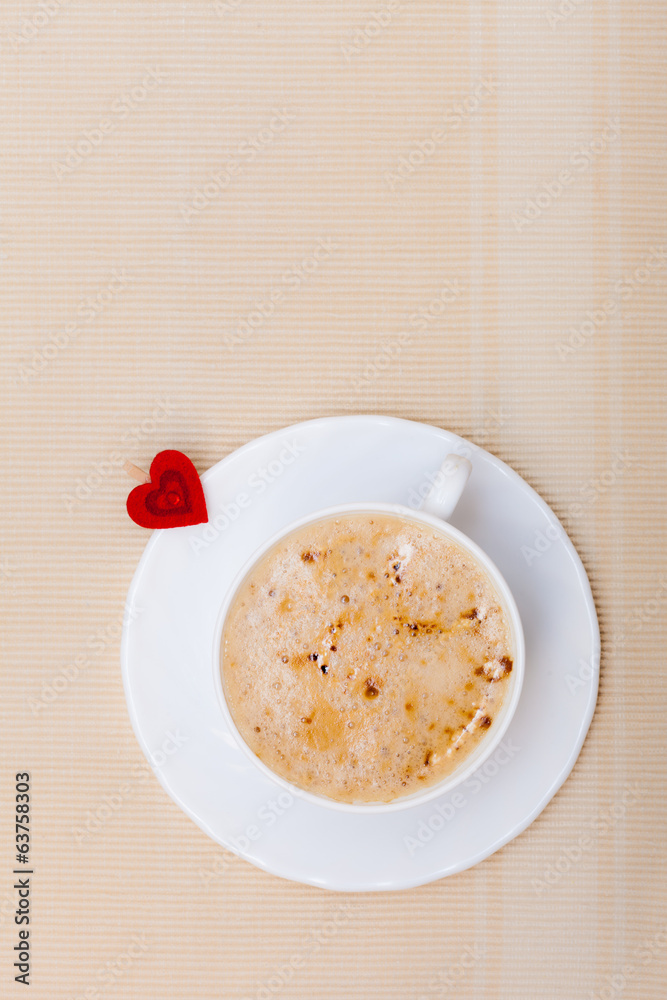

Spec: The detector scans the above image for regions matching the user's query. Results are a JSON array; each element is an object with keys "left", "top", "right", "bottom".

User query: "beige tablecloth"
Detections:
[{"left": 2, "top": 2, "right": 666, "bottom": 997}]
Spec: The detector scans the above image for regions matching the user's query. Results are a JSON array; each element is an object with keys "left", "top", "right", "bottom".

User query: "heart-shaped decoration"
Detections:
[{"left": 126, "top": 450, "right": 208, "bottom": 529}]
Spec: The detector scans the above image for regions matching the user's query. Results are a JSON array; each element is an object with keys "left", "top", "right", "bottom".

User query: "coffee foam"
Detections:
[{"left": 221, "top": 512, "right": 514, "bottom": 804}]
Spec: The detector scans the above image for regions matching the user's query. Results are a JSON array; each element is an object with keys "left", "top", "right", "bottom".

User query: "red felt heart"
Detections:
[{"left": 126, "top": 450, "right": 208, "bottom": 529}]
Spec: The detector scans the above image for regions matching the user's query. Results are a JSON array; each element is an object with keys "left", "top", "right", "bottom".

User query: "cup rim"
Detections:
[{"left": 211, "top": 501, "right": 525, "bottom": 813}]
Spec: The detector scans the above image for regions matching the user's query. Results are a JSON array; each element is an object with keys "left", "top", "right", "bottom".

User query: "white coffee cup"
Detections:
[{"left": 212, "top": 454, "right": 525, "bottom": 813}]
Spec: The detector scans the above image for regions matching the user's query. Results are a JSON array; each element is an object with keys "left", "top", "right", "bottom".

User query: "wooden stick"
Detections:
[{"left": 123, "top": 461, "right": 150, "bottom": 484}]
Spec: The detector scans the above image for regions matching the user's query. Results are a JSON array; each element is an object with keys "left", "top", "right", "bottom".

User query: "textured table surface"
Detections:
[{"left": 1, "top": 2, "right": 665, "bottom": 997}]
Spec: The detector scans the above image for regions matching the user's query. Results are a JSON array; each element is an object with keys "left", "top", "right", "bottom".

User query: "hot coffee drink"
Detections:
[{"left": 221, "top": 512, "right": 514, "bottom": 804}]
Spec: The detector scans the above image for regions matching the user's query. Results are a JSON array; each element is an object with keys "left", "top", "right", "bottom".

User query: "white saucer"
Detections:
[{"left": 121, "top": 416, "right": 599, "bottom": 891}]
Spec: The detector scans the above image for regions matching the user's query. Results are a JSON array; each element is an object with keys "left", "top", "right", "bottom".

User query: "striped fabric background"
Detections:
[{"left": 1, "top": 2, "right": 665, "bottom": 996}]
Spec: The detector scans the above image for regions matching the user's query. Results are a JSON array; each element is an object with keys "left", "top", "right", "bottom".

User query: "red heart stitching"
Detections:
[{"left": 126, "top": 451, "right": 208, "bottom": 529}]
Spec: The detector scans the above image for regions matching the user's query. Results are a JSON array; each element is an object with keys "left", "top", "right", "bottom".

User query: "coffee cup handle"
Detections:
[{"left": 419, "top": 454, "right": 472, "bottom": 521}]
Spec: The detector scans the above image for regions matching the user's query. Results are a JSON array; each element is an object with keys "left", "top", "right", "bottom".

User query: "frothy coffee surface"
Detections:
[{"left": 221, "top": 513, "right": 514, "bottom": 803}]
